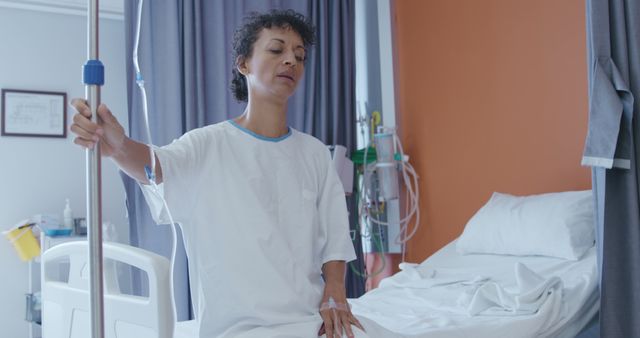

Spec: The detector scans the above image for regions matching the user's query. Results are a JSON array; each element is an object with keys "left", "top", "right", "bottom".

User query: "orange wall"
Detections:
[{"left": 394, "top": 0, "right": 591, "bottom": 263}]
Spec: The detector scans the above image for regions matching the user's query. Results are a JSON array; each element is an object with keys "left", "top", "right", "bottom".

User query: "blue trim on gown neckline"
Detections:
[{"left": 227, "top": 120, "right": 292, "bottom": 142}]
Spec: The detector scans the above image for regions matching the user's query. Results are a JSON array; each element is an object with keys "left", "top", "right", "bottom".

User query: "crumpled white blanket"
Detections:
[
  {"left": 457, "top": 262, "right": 564, "bottom": 316},
  {"left": 374, "top": 261, "right": 563, "bottom": 317},
  {"left": 376, "top": 262, "right": 489, "bottom": 290},
  {"left": 348, "top": 243, "right": 596, "bottom": 338}
]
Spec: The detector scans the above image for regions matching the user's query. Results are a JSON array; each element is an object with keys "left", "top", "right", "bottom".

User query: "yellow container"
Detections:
[{"left": 4, "top": 225, "right": 40, "bottom": 261}]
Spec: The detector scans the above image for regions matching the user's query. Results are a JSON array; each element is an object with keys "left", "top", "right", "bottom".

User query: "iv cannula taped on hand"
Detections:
[{"left": 320, "top": 297, "right": 351, "bottom": 337}]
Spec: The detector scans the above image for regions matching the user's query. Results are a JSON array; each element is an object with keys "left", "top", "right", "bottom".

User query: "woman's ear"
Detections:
[{"left": 236, "top": 56, "right": 248, "bottom": 75}]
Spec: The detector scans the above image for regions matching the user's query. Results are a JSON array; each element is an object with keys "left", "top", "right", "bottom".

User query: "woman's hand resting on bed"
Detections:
[{"left": 318, "top": 281, "right": 365, "bottom": 338}]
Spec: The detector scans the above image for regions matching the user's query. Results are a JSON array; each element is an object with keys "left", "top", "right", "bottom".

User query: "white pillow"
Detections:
[{"left": 456, "top": 190, "right": 595, "bottom": 260}]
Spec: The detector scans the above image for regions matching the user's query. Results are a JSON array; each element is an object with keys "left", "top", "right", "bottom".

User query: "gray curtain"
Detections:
[
  {"left": 583, "top": 0, "right": 640, "bottom": 336},
  {"left": 122, "top": 0, "right": 364, "bottom": 320}
]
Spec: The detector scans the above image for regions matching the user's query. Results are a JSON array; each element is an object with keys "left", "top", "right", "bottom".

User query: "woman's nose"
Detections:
[{"left": 283, "top": 52, "right": 297, "bottom": 66}]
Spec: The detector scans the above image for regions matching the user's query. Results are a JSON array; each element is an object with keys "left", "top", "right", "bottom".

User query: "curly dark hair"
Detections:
[{"left": 230, "top": 9, "right": 316, "bottom": 102}]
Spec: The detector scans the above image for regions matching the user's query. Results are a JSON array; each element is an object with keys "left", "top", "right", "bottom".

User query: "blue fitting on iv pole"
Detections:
[{"left": 83, "top": 60, "right": 105, "bottom": 85}]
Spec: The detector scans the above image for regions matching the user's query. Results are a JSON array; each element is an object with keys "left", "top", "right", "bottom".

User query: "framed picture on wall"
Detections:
[{"left": 1, "top": 89, "right": 67, "bottom": 138}]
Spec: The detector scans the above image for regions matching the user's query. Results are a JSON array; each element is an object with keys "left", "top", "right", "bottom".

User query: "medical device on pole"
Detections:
[{"left": 354, "top": 107, "right": 420, "bottom": 270}]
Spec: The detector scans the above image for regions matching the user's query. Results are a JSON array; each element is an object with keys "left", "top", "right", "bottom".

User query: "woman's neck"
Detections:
[{"left": 234, "top": 98, "right": 289, "bottom": 138}]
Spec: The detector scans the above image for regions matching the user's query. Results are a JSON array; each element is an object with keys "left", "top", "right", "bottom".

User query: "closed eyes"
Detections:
[{"left": 269, "top": 49, "right": 306, "bottom": 62}]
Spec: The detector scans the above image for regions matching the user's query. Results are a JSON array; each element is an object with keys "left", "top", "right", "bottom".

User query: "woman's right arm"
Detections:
[{"left": 69, "top": 98, "right": 163, "bottom": 184}]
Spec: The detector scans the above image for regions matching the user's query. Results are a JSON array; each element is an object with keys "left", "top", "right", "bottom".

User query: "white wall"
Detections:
[{"left": 0, "top": 6, "right": 127, "bottom": 337}]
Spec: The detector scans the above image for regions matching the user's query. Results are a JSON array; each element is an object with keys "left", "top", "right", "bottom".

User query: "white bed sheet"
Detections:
[
  {"left": 349, "top": 240, "right": 598, "bottom": 338},
  {"left": 174, "top": 240, "right": 597, "bottom": 338}
]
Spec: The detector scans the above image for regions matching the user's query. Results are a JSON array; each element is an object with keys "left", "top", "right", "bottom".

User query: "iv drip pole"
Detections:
[{"left": 84, "top": 0, "right": 105, "bottom": 337}]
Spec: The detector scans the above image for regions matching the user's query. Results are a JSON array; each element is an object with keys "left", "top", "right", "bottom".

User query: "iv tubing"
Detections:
[
  {"left": 133, "top": 0, "right": 179, "bottom": 323},
  {"left": 133, "top": 0, "right": 156, "bottom": 179}
]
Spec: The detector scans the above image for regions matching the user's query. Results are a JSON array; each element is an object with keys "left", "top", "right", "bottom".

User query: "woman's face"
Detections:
[{"left": 239, "top": 27, "right": 306, "bottom": 102}]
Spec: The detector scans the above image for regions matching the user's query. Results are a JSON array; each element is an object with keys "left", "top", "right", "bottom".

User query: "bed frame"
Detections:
[{"left": 41, "top": 241, "right": 175, "bottom": 338}]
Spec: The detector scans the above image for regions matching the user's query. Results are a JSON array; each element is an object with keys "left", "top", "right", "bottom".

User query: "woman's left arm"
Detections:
[{"left": 319, "top": 261, "right": 364, "bottom": 338}]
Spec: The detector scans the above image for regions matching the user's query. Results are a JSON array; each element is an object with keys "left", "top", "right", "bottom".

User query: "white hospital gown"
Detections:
[{"left": 142, "top": 120, "right": 356, "bottom": 337}]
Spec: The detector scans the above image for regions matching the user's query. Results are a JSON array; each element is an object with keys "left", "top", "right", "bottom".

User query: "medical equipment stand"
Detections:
[
  {"left": 83, "top": 0, "right": 105, "bottom": 337},
  {"left": 27, "top": 257, "right": 40, "bottom": 338}
]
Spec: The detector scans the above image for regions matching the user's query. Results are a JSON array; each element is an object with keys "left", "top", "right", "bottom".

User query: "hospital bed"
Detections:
[
  {"left": 41, "top": 240, "right": 597, "bottom": 338},
  {"left": 349, "top": 190, "right": 599, "bottom": 338},
  {"left": 42, "top": 191, "right": 598, "bottom": 338},
  {"left": 350, "top": 240, "right": 598, "bottom": 338}
]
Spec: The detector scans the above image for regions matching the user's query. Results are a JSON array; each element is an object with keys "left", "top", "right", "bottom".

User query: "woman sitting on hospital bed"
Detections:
[{"left": 69, "top": 9, "right": 367, "bottom": 338}]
